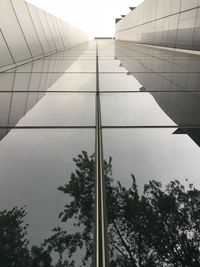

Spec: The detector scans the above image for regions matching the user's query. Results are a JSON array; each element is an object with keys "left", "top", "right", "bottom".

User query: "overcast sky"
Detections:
[{"left": 26, "top": 0, "right": 144, "bottom": 37}]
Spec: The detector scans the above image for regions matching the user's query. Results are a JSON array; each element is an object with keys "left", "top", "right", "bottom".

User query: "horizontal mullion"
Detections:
[
  {"left": 0, "top": 126, "right": 95, "bottom": 129},
  {"left": 101, "top": 125, "right": 200, "bottom": 129},
  {"left": 3, "top": 71, "right": 200, "bottom": 74},
  {"left": 0, "top": 91, "right": 96, "bottom": 93}
]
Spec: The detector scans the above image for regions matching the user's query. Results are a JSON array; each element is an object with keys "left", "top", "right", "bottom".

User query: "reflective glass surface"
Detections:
[
  {"left": 0, "top": 129, "right": 95, "bottom": 266},
  {"left": 1, "top": 38, "right": 200, "bottom": 267},
  {"left": 0, "top": 92, "right": 95, "bottom": 127},
  {"left": 99, "top": 72, "right": 200, "bottom": 92},
  {"left": 103, "top": 128, "right": 200, "bottom": 266},
  {"left": 47, "top": 73, "right": 96, "bottom": 91},
  {"left": 99, "top": 59, "right": 127, "bottom": 72},
  {"left": 99, "top": 73, "right": 142, "bottom": 91},
  {"left": 15, "top": 59, "right": 97, "bottom": 73},
  {"left": 100, "top": 39, "right": 200, "bottom": 266},
  {"left": 65, "top": 60, "right": 96, "bottom": 72},
  {"left": 114, "top": 42, "right": 200, "bottom": 73},
  {"left": 0, "top": 72, "right": 95, "bottom": 92},
  {"left": 101, "top": 92, "right": 200, "bottom": 127}
]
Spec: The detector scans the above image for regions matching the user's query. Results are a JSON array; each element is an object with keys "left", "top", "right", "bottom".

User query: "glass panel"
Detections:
[
  {"left": 0, "top": 129, "right": 95, "bottom": 266},
  {"left": 103, "top": 128, "right": 200, "bottom": 266},
  {"left": 15, "top": 59, "right": 96, "bottom": 73},
  {"left": 101, "top": 92, "right": 200, "bottom": 126},
  {"left": 177, "top": 9, "right": 197, "bottom": 49},
  {"left": 99, "top": 72, "right": 200, "bottom": 92},
  {"left": 46, "top": 42, "right": 96, "bottom": 59},
  {"left": 115, "top": 41, "right": 200, "bottom": 72},
  {"left": 0, "top": 73, "right": 96, "bottom": 91},
  {"left": 192, "top": 7, "right": 200, "bottom": 50},
  {"left": 99, "top": 59, "right": 131, "bottom": 73},
  {"left": 65, "top": 59, "right": 96, "bottom": 72},
  {"left": 99, "top": 73, "right": 142, "bottom": 91},
  {"left": 47, "top": 73, "right": 96, "bottom": 91},
  {"left": 0, "top": 92, "right": 95, "bottom": 127}
]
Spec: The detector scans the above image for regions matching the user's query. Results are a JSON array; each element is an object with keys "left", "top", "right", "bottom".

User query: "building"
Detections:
[{"left": 0, "top": 0, "right": 200, "bottom": 266}]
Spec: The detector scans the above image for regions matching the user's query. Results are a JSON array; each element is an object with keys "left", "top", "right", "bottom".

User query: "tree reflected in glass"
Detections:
[
  {"left": 1, "top": 151, "right": 200, "bottom": 266},
  {"left": 45, "top": 151, "right": 200, "bottom": 266},
  {"left": 0, "top": 207, "right": 52, "bottom": 267}
]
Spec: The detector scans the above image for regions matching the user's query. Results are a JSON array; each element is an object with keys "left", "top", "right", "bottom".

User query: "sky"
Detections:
[{"left": 26, "top": 0, "right": 144, "bottom": 38}]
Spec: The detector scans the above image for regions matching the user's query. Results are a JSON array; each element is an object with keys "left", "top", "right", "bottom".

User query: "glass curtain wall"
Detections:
[{"left": 1, "top": 39, "right": 200, "bottom": 266}]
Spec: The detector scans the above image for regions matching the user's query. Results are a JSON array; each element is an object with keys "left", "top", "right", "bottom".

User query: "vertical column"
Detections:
[{"left": 95, "top": 40, "right": 109, "bottom": 267}]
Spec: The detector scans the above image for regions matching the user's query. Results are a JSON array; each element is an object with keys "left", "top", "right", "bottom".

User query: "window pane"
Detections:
[
  {"left": 0, "top": 73, "right": 96, "bottom": 91},
  {"left": 0, "top": 129, "right": 95, "bottom": 266},
  {"left": 101, "top": 92, "right": 200, "bottom": 127},
  {"left": 0, "top": 92, "right": 95, "bottom": 126},
  {"left": 103, "top": 128, "right": 200, "bottom": 266}
]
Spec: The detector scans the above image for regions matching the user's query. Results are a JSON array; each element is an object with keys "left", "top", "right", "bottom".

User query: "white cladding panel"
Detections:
[
  {"left": 27, "top": 3, "right": 51, "bottom": 54},
  {"left": 11, "top": 0, "right": 43, "bottom": 57},
  {"left": 0, "top": 31, "right": 14, "bottom": 68},
  {"left": 0, "top": 0, "right": 31, "bottom": 62},
  {"left": 37, "top": 9, "right": 56, "bottom": 52}
]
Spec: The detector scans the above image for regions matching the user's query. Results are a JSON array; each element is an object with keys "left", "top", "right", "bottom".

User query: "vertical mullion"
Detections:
[{"left": 95, "top": 40, "right": 109, "bottom": 267}]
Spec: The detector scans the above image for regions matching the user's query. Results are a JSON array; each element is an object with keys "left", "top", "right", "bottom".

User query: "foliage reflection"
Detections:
[{"left": 1, "top": 151, "right": 200, "bottom": 266}]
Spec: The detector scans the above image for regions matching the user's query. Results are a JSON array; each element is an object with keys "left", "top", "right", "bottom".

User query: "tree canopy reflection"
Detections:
[{"left": 1, "top": 151, "right": 200, "bottom": 266}]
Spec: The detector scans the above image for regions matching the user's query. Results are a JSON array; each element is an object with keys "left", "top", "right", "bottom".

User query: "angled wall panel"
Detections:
[
  {"left": 177, "top": 9, "right": 197, "bottom": 49},
  {"left": 10, "top": 0, "right": 43, "bottom": 57},
  {"left": 67, "top": 23, "right": 73, "bottom": 47},
  {"left": 60, "top": 20, "right": 70, "bottom": 48},
  {"left": 27, "top": 3, "right": 51, "bottom": 54},
  {"left": 69, "top": 25, "right": 76, "bottom": 46},
  {"left": 37, "top": 9, "right": 57, "bottom": 52},
  {"left": 45, "top": 13, "right": 60, "bottom": 51},
  {"left": 13, "top": 65, "right": 32, "bottom": 91},
  {"left": 0, "top": 93, "right": 12, "bottom": 126},
  {"left": 0, "top": 0, "right": 88, "bottom": 72},
  {"left": 56, "top": 18, "right": 69, "bottom": 48},
  {"left": 181, "top": 0, "right": 199, "bottom": 11},
  {"left": 192, "top": 7, "right": 200, "bottom": 50},
  {"left": 51, "top": 16, "right": 65, "bottom": 49},
  {"left": 0, "top": 0, "right": 31, "bottom": 62},
  {"left": 65, "top": 24, "right": 72, "bottom": 47},
  {"left": 0, "top": 31, "right": 15, "bottom": 68},
  {"left": 0, "top": 72, "right": 15, "bottom": 92}
]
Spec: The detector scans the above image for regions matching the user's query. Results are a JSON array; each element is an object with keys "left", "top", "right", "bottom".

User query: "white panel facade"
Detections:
[
  {"left": 11, "top": 0, "right": 43, "bottom": 57},
  {"left": 56, "top": 18, "right": 69, "bottom": 48},
  {"left": 0, "top": 0, "right": 31, "bottom": 62},
  {"left": 27, "top": 3, "right": 51, "bottom": 54},
  {"left": 0, "top": 0, "right": 88, "bottom": 71},
  {"left": 181, "top": 0, "right": 199, "bottom": 11},
  {"left": 0, "top": 31, "right": 14, "bottom": 68},
  {"left": 37, "top": 9, "right": 57, "bottom": 52},
  {"left": 51, "top": 16, "right": 65, "bottom": 49},
  {"left": 45, "top": 13, "right": 61, "bottom": 51},
  {"left": 60, "top": 21, "right": 70, "bottom": 48}
]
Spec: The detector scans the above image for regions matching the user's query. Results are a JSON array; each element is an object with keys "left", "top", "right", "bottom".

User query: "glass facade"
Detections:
[
  {"left": 116, "top": 0, "right": 200, "bottom": 50},
  {"left": 0, "top": 38, "right": 200, "bottom": 266}
]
